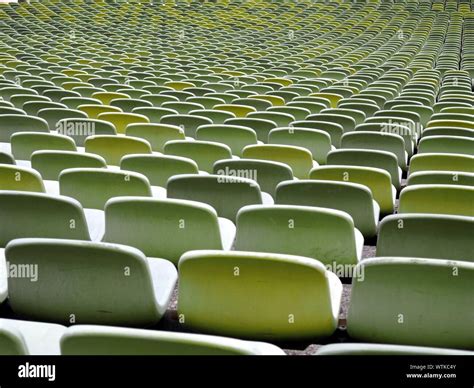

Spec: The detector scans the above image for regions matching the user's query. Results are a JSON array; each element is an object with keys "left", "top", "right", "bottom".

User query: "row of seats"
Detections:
[
  {"left": 2, "top": 318, "right": 472, "bottom": 356},
  {"left": 2, "top": 239, "right": 473, "bottom": 349}
]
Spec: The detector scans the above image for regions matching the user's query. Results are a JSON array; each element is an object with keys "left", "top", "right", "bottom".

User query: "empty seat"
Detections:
[
  {"left": 167, "top": 174, "right": 264, "bottom": 222},
  {"left": 59, "top": 168, "right": 152, "bottom": 210},
  {"left": 327, "top": 149, "right": 402, "bottom": 191},
  {"left": 213, "top": 158, "right": 293, "bottom": 198},
  {"left": 310, "top": 166, "right": 395, "bottom": 214},
  {"left": 235, "top": 204, "right": 363, "bottom": 268},
  {"left": 126, "top": 123, "right": 185, "bottom": 153},
  {"left": 377, "top": 214, "right": 473, "bottom": 262},
  {"left": 6, "top": 238, "right": 177, "bottom": 326},
  {"left": 242, "top": 144, "right": 316, "bottom": 179},
  {"left": 347, "top": 257, "right": 474, "bottom": 349},
  {"left": 195, "top": 124, "right": 258, "bottom": 157},
  {"left": 97, "top": 112, "right": 150, "bottom": 134},
  {"left": 0, "top": 115, "right": 49, "bottom": 142},
  {"left": 56, "top": 118, "right": 116, "bottom": 147},
  {"left": 103, "top": 197, "right": 235, "bottom": 264},
  {"left": 407, "top": 171, "right": 474, "bottom": 186},
  {"left": 409, "top": 153, "right": 474, "bottom": 175},
  {"left": 85, "top": 135, "right": 152, "bottom": 166},
  {"left": 11, "top": 132, "right": 76, "bottom": 161},
  {"left": 268, "top": 127, "right": 333, "bottom": 165},
  {"left": 0, "top": 164, "right": 45, "bottom": 192},
  {"left": 398, "top": 184, "right": 474, "bottom": 217},
  {"left": 31, "top": 151, "right": 107, "bottom": 181},
  {"left": 60, "top": 325, "right": 285, "bottom": 355},
  {"left": 164, "top": 140, "right": 232, "bottom": 173},
  {"left": 178, "top": 250, "right": 342, "bottom": 340},
  {"left": 418, "top": 135, "right": 473, "bottom": 156},
  {"left": 276, "top": 180, "right": 379, "bottom": 238}
]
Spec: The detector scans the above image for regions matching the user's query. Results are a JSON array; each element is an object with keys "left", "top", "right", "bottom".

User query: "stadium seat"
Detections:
[
  {"left": 315, "top": 343, "right": 473, "bottom": 356},
  {"left": 235, "top": 204, "right": 363, "bottom": 268},
  {"left": 6, "top": 238, "right": 177, "bottom": 326},
  {"left": 178, "top": 250, "right": 342, "bottom": 340},
  {"left": 275, "top": 180, "right": 379, "bottom": 239},
  {"left": 347, "top": 257, "right": 474, "bottom": 349},
  {"left": 61, "top": 325, "right": 285, "bottom": 355},
  {"left": 103, "top": 197, "right": 235, "bottom": 264},
  {"left": 167, "top": 174, "right": 265, "bottom": 222}
]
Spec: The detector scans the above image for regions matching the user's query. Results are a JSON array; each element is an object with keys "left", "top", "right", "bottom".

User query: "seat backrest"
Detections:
[
  {"left": 60, "top": 325, "right": 285, "bottom": 355},
  {"left": 178, "top": 249, "right": 337, "bottom": 340},
  {"left": 6, "top": 238, "right": 160, "bottom": 326},
  {"left": 164, "top": 140, "right": 232, "bottom": 173},
  {"left": 84, "top": 135, "right": 152, "bottom": 166},
  {"left": 399, "top": 184, "right": 474, "bottom": 217},
  {"left": 0, "top": 191, "right": 90, "bottom": 247},
  {"left": 347, "top": 257, "right": 474, "bottom": 349},
  {"left": 242, "top": 144, "right": 315, "bottom": 179},
  {"left": 377, "top": 214, "right": 474, "bottom": 262},
  {"left": 31, "top": 151, "right": 107, "bottom": 180},
  {"left": 235, "top": 204, "right": 361, "bottom": 266},
  {"left": 407, "top": 171, "right": 474, "bottom": 187},
  {"left": 167, "top": 174, "right": 262, "bottom": 221},
  {"left": 276, "top": 180, "right": 378, "bottom": 238},
  {"left": 269, "top": 127, "right": 332, "bottom": 165},
  {"left": 59, "top": 168, "right": 152, "bottom": 209},
  {"left": 418, "top": 135, "right": 473, "bottom": 156},
  {"left": 310, "top": 165, "right": 394, "bottom": 214},
  {"left": 11, "top": 132, "right": 76, "bottom": 160},
  {"left": 0, "top": 115, "right": 49, "bottom": 142},
  {"left": 56, "top": 118, "right": 116, "bottom": 146},
  {"left": 0, "top": 164, "right": 45, "bottom": 193},
  {"left": 409, "top": 153, "right": 474, "bottom": 174},
  {"left": 104, "top": 197, "right": 223, "bottom": 264}
]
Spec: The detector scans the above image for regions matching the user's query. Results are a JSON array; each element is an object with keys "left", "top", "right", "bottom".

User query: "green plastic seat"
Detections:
[
  {"left": 268, "top": 127, "right": 332, "bottom": 165},
  {"left": 11, "top": 132, "right": 76, "bottom": 160},
  {"left": 409, "top": 153, "right": 474, "bottom": 175},
  {"left": 213, "top": 158, "right": 293, "bottom": 198},
  {"left": 235, "top": 204, "right": 363, "bottom": 268},
  {"left": 242, "top": 144, "right": 316, "bottom": 179},
  {"left": 0, "top": 164, "right": 45, "bottom": 193},
  {"left": 84, "top": 135, "right": 152, "bottom": 166},
  {"left": 103, "top": 197, "right": 233, "bottom": 265},
  {"left": 167, "top": 174, "right": 263, "bottom": 222},
  {"left": 407, "top": 171, "right": 474, "bottom": 187},
  {"left": 310, "top": 166, "right": 395, "bottom": 215},
  {"left": 195, "top": 124, "right": 258, "bottom": 157},
  {"left": 418, "top": 135, "right": 473, "bottom": 156},
  {"left": 77, "top": 104, "right": 123, "bottom": 119},
  {"left": 327, "top": 149, "right": 402, "bottom": 191},
  {"left": 97, "top": 112, "right": 150, "bottom": 134},
  {"left": 178, "top": 249, "right": 342, "bottom": 340},
  {"left": 0, "top": 115, "right": 49, "bottom": 142},
  {"left": 224, "top": 118, "right": 277, "bottom": 143},
  {"left": 120, "top": 154, "right": 199, "bottom": 188},
  {"left": 164, "top": 140, "right": 232, "bottom": 173},
  {"left": 56, "top": 118, "right": 116, "bottom": 147},
  {"left": 398, "top": 184, "right": 474, "bottom": 217},
  {"left": 247, "top": 111, "right": 295, "bottom": 127},
  {"left": 60, "top": 325, "right": 285, "bottom": 355},
  {"left": 377, "top": 214, "right": 474, "bottom": 262},
  {"left": 31, "top": 151, "right": 107, "bottom": 181},
  {"left": 276, "top": 180, "right": 379, "bottom": 239},
  {"left": 291, "top": 120, "right": 344, "bottom": 147},
  {"left": 341, "top": 131, "right": 407, "bottom": 171},
  {"left": 132, "top": 107, "right": 179, "bottom": 123},
  {"left": 160, "top": 114, "right": 213, "bottom": 138},
  {"left": 37, "top": 108, "right": 88, "bottom": 131},
  {"left": 59, "top": 168, "right": 152, "bottom": 210},
  {"left": 6, "top": 238, "right": 177, "bottom": 326},
  {"left": 347, "top": 257, "right": 474, "bottom": 349}
]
